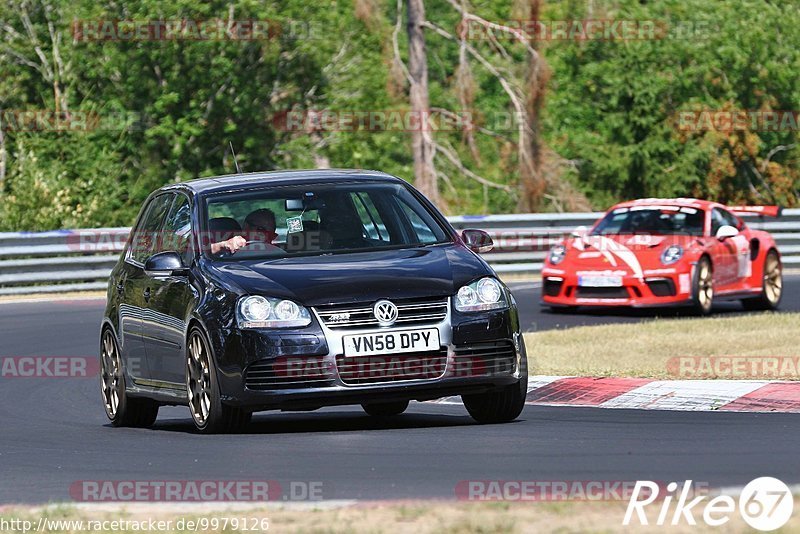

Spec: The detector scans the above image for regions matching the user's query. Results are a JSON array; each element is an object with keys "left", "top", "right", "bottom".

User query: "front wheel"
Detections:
[
  {"left": 691, "top": 257, "right": 714, "bottom": 315},
  {"left": 462, "top": 344, "right": 528, "bottom": 424},
  {"left": 362, "top": 400, "right": 409, "bottom": 417},
  {"left": 742, "top": 250, "right": 782, "bottom": 311},
  {"left": 186, "top": 327, "right": 251, "bottom": 434},
  {"left": 100, "top": 329, "right": 159, "bottom": 428}
]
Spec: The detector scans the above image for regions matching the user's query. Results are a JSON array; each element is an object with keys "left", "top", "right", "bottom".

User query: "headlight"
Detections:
[
  {"left": 455, "top": 277, "right": 509, "bottom": 312},
  {"left": 237, "top": 296, "right": 312, "bottom": 328},
  {"left": 548, "top": 244, "right": 567, "bottom": 265},
  {"left": 661, "top": 244, "right": 684, "bottom": 265}
]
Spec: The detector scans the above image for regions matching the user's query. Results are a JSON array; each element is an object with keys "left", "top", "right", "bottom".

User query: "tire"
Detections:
[
  {"left": 691, "top": 256, "right": 714, "bottom": 315},
  {"left": 186, "top": 327, "right": 251, "bottom": 434},
  {"left": 742, "top": 250, "right": 783, "bottom": 311},
  {"left": 361, "top": 400, "right": 409, "bottom": 416},
  {"left": 100, "top": 329, "right": 159, "bottom": 428},
  {"left": 462, "top": 339, "right": 528, "bottom": 424}
]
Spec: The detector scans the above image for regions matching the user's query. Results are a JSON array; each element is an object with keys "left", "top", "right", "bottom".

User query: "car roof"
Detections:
[
  {"left": 158, "top": 169, "right": 405, "bottom": 196},
  {"left": 609, "top": 198, "right": 723, "bottom": 211}
]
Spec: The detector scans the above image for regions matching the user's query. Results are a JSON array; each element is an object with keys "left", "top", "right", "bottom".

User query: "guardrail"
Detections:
[{"left": 1, "top": 210, "right": 799, "bottom": 295}]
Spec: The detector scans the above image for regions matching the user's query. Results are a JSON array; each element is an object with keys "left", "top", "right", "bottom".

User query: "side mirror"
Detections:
[
  {"left": 715, "top": 225, "right": 739, "bottom": 240},
  {"left": 462, "top": 229, "right": 494, "bottom": 254},
  {"left": 144, "top": 251, "right": 189, "bottom": 277},
  {"left": 570, "top": 225, "right": 588, "bottom": 237}
]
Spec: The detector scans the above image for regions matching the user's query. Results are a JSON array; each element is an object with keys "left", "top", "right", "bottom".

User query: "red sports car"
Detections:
[{"left": 541, "top": 199, "right": 783, "bottom": 314}]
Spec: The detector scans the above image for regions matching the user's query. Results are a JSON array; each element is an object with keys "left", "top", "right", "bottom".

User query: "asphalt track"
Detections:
[{"left": 0, "top": 277, "right": 798, "bottom": 503}]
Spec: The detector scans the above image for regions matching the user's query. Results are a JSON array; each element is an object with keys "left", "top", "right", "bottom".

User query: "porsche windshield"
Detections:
[
  {"left": 591, "top": 206, "right": 705, "bottom": 236},
  {"left": 203, "top": 182, "right": 451, "bottom": 259}
]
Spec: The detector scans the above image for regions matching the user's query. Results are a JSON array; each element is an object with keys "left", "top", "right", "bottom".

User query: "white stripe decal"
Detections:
[
  {"left": 579, "top": 235, "right": 644, "bottom": 277},
  {"left": 599, "top": 380, "right": 770, "bottom": 411},
  {"left": 599, "top": 236, "right": 643, "bottom": 278}
]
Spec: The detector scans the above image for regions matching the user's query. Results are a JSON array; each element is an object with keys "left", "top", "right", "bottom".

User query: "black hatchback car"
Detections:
[{"left": 100, "top": 169, "right": 528, "bottom": 432}]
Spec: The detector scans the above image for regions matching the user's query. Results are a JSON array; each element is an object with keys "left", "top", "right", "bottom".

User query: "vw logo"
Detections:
[{"left": 373, "top": 299, "right": 399, "bottom": 326}]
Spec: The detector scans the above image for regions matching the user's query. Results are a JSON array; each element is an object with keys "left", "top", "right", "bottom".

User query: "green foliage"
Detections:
[
  {"left": 544, "top": 0, "right": 800, "bottom": 207},
  {"left": 0, "top": 0, "right": 798, "bottom": 231}
]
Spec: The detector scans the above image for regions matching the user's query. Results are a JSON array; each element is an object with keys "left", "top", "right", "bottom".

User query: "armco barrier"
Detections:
[{"left": 0, "top": 211, "right": 798, "bottom": 295}]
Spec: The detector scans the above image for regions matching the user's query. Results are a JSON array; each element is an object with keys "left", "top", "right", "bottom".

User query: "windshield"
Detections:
[
  {"left": 203, "top": 181, "right": 451, "bottom": 260},
  {"left": 591, "top": 206, "right": 705, "bottom": 236}
]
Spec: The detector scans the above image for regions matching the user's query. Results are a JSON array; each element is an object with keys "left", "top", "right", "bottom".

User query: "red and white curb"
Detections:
[{"left": 434, "top": 376, "right": 800, "bottom": 413}]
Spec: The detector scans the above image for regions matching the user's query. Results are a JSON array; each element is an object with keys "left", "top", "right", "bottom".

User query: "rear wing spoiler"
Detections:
[{"left": 728, "top": 205, "right": 783, "bottom": 218}]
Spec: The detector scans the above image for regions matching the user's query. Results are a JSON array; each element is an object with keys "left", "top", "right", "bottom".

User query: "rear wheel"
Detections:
[
  {"left": 691, "top": 257, "right": 714, "bottom": 315},
  {"left": 100, "top": 329, "right": 159, "bottom": 428},
  {"left": 462, "top": 342, "right": 528, "bottom": 424},
  {"left": 361, "top": 400, "right": 409, "bottom": 417},
  {"left": 186, "top": 327, "right": 251, "bottom": 434},
  {"left": 742, "top": 250, "right": 782, "bottom": 311}
]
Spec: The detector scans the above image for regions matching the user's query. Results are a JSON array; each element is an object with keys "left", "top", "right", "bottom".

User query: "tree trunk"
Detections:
[
  {"left": 406, "top": 0, "right": 440, "bottom": 207},
  {"left": 516, "top": 0, "right": 549, "bottom": 212},
  {"left": 0, "top": 108, "right": 5, "bottom": 188}
]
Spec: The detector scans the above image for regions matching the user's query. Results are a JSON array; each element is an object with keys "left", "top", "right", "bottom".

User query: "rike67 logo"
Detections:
[{"left": 624, "top": 477, "right": 793, "bottom": 531}]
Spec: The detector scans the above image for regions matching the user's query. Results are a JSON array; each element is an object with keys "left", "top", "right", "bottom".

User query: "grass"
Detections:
[
  {"left": 524, "top": 312, "right": 800, "bottom": 379},
  {"left": 3, "top": 499, "right": 800, "bottom": 534}
]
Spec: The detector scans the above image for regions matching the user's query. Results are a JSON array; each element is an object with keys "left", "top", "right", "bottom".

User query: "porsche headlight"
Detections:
[
  {"left": 548, "top": 244, "right": 567, "bottom": 265},
  {"left": 661, "top": 244, "right": 684, "bottom": 265},
  {"left": 456, "top": 277, "right": 508, "bottom": 312},
  {"left": 237, "top": 296, "right": 312, "bottom": 328}
]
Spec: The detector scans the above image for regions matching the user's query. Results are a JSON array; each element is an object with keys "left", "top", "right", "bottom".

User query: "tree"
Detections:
[{"left": 405, "top": 0, "right": 439, "bottom": 205}]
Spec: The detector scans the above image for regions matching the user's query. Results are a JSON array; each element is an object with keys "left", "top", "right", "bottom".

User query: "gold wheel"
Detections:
[{"left": 764, "top": 252, "right": 782, "bottom": 305}]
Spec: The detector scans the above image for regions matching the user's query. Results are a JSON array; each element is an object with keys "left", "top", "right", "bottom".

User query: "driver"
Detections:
[{"left": 210, "top": 209, "right": 278, "bottom": 255}]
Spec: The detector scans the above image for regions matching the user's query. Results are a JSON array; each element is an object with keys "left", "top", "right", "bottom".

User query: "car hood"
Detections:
[
  {"left": 204, "top": 245, "right": 492, "bottom": 306},
  {"left": 562, "top": 233, "right": 701, "bottom": 275}
]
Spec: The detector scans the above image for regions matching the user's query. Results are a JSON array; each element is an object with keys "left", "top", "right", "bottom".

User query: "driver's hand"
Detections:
[{"left": 222, "top": 235, "right": 247, "bottom": 254}]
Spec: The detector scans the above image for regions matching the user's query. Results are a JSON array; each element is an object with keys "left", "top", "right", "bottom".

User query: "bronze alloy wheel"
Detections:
[
  {"left": 743, "top": 250, "right": 783, "bottom": 311},
  {"left": 693, "top": 257, "right": 714, "bottom": 315},
  {"left": 187, "top": 331, "right": 213, "bottom": 427},
  {"left": 763, "top": 252, "right": 783, "bottom": 305},
  {"left": 100, "top": 330, "right": 122, "bottom": 419}
]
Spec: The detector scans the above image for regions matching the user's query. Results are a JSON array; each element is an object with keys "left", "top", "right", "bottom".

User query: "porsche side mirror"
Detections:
[
  {"left": 715, "top": 225, "right": 739, "bottom": 241},
  {"left": 462, "top": 229, "right": 494, "bottom": 254},
  {"left": 144, "top": 251, "right": 189, "bottom": 277}
]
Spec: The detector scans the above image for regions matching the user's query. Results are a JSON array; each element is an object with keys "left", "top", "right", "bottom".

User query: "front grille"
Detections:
[
  {"left": 335, "top": 349, "right": 448, "bottom": 385},
  {"left": 245, "top": 357, "right": 334, "bottom": 390},
  {"left": 646, "top": 278, "right": 676, "bottom": 297},
  {"left": 316, "top": 297, "right": 448, "bottom": 329},
  {"left": 452, "top": 341, "right": 517, "bottom": 378},
  {"left": 576, "top": 287, "right": 630, "bottom": 299},
  {"left": 543, "top": 279, "right": 563, "bottom": 297}
]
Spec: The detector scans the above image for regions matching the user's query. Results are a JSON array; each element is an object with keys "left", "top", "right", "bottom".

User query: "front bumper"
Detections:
[
  {"left": 540, "top": 267, "right": 695, "bottom": 308},
  {"left": 214, "top": 303, "right": 525, "bottom": 411}
]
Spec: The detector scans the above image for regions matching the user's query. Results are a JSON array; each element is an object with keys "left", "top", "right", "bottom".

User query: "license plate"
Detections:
[
  {"left": 578, "top": 275, "right": 623, "bottom": 287},
  {"left": 343, "top": 328, "right": 440, "bottom": 357}
]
